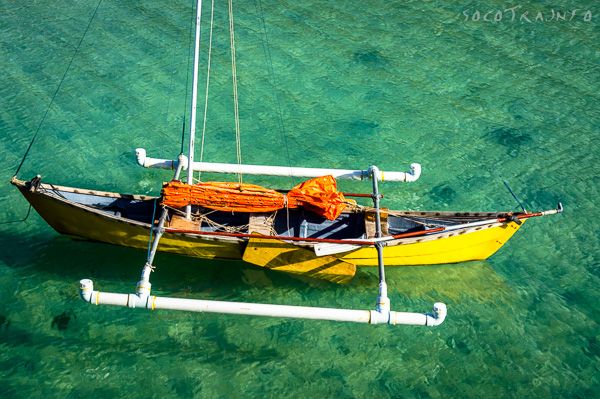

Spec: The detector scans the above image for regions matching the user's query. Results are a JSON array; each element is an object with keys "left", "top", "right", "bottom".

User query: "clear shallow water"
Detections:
[{"left": 1, "top": 0, "right": 599, "bottom": 397}]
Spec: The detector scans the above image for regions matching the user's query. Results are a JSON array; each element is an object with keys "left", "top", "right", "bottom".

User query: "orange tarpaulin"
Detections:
[
  {"left": 161, "top": 175, "right": 348, "bottom": 220},
  {"left": 286, "top": 176, "right": 348, "bottom": 220}
]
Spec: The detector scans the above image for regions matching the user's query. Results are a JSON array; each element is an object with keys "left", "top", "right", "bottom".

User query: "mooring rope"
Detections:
[
  {"left": 228, "top": 0, "right": 243, "bottom": 185},
  {"left": 5, "top": 0, "right": 103, "bottom": 226},
  {"left": 13, "top": 0, "right": 104, "bottom": 177},
  {"left": 0, "top": 204, "right": 32, "bottom": 225}
]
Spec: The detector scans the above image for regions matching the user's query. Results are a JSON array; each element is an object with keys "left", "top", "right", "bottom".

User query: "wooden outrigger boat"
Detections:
[
  {"left": 11, "top": 0, "right": 562, "bottom": 326},
  {"left": 10, "top": 162, "right": 562, "bottom": 326},
  {"left": 10, "top": 172, "right": 561, "bottom": 284}
]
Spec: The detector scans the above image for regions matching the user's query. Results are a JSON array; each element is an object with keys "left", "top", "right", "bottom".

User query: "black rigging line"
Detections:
[
  {"left": 13, "top": 0, "right": 104, "bottom": 178},
  {"left": 254, "top": 0, "right": 293, "bottom": 175}
]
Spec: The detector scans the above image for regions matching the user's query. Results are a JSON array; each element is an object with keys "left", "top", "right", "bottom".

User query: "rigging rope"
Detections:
[
  {"left": 254, "top": 0, "right": 293, "bottom": 232},
  {"left": 228, "top": 0, "right": 243, "bottom": 185},
  {"left": 13, "top": 0, "right": 104, "bottom": 177},
  {"left": 163, "top": 24, "right": 183, "bottom": 150},
  {"left": 197, "top": 0, "right": 216, "bottom": 181},
  {"left": 254, "top": 0, "right": 293, "bottom": 179}
]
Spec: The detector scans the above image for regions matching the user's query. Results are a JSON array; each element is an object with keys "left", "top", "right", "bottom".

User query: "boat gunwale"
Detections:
[
  {"left": 11, "top": 177, "right": 519, "bottom": 219},
  {"left": 11, "top": 177, "right": 157, "bottom": 201},
  {"left": 11, "top": 177, "right": 524, "bottom": 247}
]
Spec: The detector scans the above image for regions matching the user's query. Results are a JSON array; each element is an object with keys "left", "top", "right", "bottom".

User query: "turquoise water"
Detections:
[{"left": 1, "top": 0, "right": 599, "bottom": 397}]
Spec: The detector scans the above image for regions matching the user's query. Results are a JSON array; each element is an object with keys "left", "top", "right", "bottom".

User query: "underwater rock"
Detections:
[
  {"left": 429, "top": 184, "right": 457, "bottom": 204},
  {"left": 587, "top": 261, "right": 600, "bottom": 279},
  {"left": 485, "top": 126, "right": 533, "bottom": 156},
  {"left": 378, "top": 370, "right": 411, "bottom": 396},
  {"left": 0, "top": 314, "right": 9, "bottom": 329},
  {"left": 339, "top": 119, "right": 379, "bottom": 137},
  {"left": 520, "top": 188, "right": 558, "bottom": 210},
  {"left": 445, "top": 336, "right": 472, "bottom": 354},
  {"left": 352, "top": 49, "right": 387, "bottom": 67},
  {"left": 348, "top": 119, "right": 379, "bottom": 134},
  {"left": 266, "top": 320, "right": 300, "bottom": 345},
  {"left": 170, "top": 377, "right": 199, "bottom": 397},
  {"left": 98, "top": 94, "right": 132, "bottom": 115},
  {"left": 51, "top": 311, "right": 73, "bottom": 331},
  {"left": 585, "top": 336, "right": 600, "bottom": 358},
  {"left": 487, "top": 126, "right": 532, "bottom": 147}
]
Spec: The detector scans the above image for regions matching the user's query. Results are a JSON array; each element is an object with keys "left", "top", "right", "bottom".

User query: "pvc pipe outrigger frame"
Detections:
[
  {"left": 79, "top": 279, "right": 446, "bottom": 326},
  {"left": 135, "top": 147, "right": 422, "bottom": 182}
]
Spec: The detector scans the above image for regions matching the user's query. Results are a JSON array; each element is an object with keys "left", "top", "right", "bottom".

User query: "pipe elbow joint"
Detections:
[
  {"left": 406, "top": 163, "right": 422, "bottom": 182},
  {"left": 135, "top": 148, "right": 147, "bottom": 167},
  {"left": 425, "top": 302, "right": 447, "bottom": 326},
  {"left": 79, "top": 279, "right": 94, "bottom": 303},
  {"left": 368, "top": 165, "right": 381, "bottom": 181},
  {"left": 177, "top": 154, "right": 189, "bottom": 171}
]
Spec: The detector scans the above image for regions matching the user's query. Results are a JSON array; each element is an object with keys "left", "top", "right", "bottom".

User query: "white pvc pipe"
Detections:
[
  {"left": 540, "top": 205, "right": 563, "bottom": 216},
  {"left": 79, "top": 279, "right": 445, "bottom": 326},
  {"left": 136, "top": 148, "right": 188, "bottom": 170},
  {"left": 391, "top": 303, "right": 447, "bottom": 326},
  {"left": 188, "top": 161, "right": 422, "bottom": 182},
  {"left": 135, "top": 148, "right": 421, "bottom": 182}
]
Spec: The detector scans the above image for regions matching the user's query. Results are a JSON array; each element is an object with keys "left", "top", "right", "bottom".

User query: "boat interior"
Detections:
[{"left": 30, "top": 180, "right": 515, "bottom": 240}]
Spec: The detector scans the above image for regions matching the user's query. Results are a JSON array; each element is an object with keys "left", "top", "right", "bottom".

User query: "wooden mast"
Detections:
[{"left": 186, "top": 0, "right": 203, "bottom": 219}]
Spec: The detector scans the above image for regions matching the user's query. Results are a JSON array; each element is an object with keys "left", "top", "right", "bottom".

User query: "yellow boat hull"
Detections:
[
  {"left": 15, "top": 179, "right": 523, "bottom": 267},
  {"left": 341, "top": 220, "right": 523, "bottom": 266},
  {"left": 17, "top": 182, "right": 243, "bottom": 260}
]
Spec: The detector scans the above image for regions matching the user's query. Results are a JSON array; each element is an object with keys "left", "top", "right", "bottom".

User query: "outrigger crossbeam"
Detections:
[
  {"left": 78, "top": 279, "right": 446, "bottom": 326},
  {"left": 135, "top": 148, "right": 422, "bottom": 182}
]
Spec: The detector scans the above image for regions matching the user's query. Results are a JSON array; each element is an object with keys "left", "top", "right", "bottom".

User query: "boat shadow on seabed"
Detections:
[{"left": 0, "top": 227, "right": 513, "bottom": 307}]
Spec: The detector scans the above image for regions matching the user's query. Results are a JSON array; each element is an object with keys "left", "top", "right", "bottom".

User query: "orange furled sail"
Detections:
[
  {"left": 286, "top": 175, "right": 348, "bottom": 220},
  {"left": 161, "top": 175, "right": 348, "bottom": 220}
]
